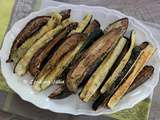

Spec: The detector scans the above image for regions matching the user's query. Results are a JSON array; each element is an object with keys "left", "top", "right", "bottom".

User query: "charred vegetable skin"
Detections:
[
  {"left": 66, "top": 25, "right": 128, "bottom": 93},
  {"left": 7, "top": 16, "right": 50, "bottom": 62},
  {"left": 105, "top": 18, "right": 128, "bottom": 33},
  {"left": 60, "top": 9, "right": 71, "bottom": 21},
  {"left": 29, "top": 22, "right": 78, "bottom": 76},
  {"left": 80, "top": 37, "right": 127, "bottom": 102},
  {"left": 33, "top": 33, "right": 87, "bottom": 91},
  {"left": 128, "top": 65, "right": 154, "bottom": 92},
  {"left": 48, "top": 84, "right": 71, "bottom": 99},
  {"left": 107, "top": 43, "right": 155, "bottom": 108},
  {"left": 48, "top": 20, "right": 103, "bottom": 98},
  {"left": 33, "top": 17, "right": 98, "bottom": 92},
  {"left": 92, "top": 42, "right": 147, "bottom": 110}
]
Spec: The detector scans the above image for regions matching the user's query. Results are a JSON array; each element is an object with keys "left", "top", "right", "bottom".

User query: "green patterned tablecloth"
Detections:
[{"left": 0, "top": 0, "right": 158, "bottom": 120}]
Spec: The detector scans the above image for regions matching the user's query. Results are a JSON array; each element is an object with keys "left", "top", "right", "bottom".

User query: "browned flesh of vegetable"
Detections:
[
  {"left": 7, "top": 16, "right": 50, "bottom": 62},
  {"left": 83, "top": 19, "right": 100, "bottom": 35},
  {"left": 66, "top": 24, "right": 128, "bottom": 93},
  {"left": 92, "top": 41, "right": 149, "bottom": 110},
  {"left": 29, "top": 22, "right": 78, "bottom": 76},
  {"left": 128, "top": 65, "right": 154, "bottom": 92},
  {"left": 48, "top": 84, "right": 71, "bottom": 99},
  {"left": 105, "top": 18, "right": 128, "bottom": 33},
  {"left": 34, "top": 33, "right": 87, "bottom": 81},
  {"left": 60, "top": 9, "right": 71, "bottom": 21}
]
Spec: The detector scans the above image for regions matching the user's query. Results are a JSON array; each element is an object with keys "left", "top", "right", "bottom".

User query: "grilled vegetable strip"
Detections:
[
  {"left": 33, "top": 19, "right": 98, "bottom": 91},
  {"left": 12, "top": 10, "right": 71, "bottom": 64},
  {"left": 104, "top": 18, "right": 128, "bottom": 33},
  {"left": 14, "top": 19, "right": 71, "bottom": 76},
  {"left": 80, "top": 37, "right": 127, "bottom": 102},
  {"left": 29, "top": 22, "right": 78, "bottom": 76},
  {"left": 83, "top": 19, "right": 100, "bottom": 35},
  {"left": 48, "top": 84, "right": 65, "bottom": 98},
  {"left": 7, "top": 16, "right": 50, "bottom": 62},
  {"left": 69, "top": 14, "right": 92, "bottom": 35},
  {"left": 34, "top": 20, "right": 101, "bottom": 91},
  {"left": 49, "top": 27, "right": 103, "bottom": 98},
  {"left": 48, "top": 84, "right": 71, "bottom": 99},
  {"left": 92, "top": 42, "right": 147, "bottom": 110},
  {"left": 100, "top": 31, "right": 136, "bottom": 94},
  {"left": 33, "top": 34, "right": 87, "bottom": 91},
  {"left": 59, "top": 9, "right": 71, "bottom": 21},
  {"left": 66, "top": 23, "right": 128, "bottom": 93},
  {"left": 128, "top": 65, "right": 154, "bottom": 92},
  {"left": 12, "top": 13, "right": 62, "bottom": 64},
  {"left": 107, "top": 43, "right": 156, "bottom": 108}
]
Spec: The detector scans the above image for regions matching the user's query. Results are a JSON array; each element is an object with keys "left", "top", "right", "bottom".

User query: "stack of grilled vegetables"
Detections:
[{"left": 7, "top": 9, "right": 156, "bottom": 110}]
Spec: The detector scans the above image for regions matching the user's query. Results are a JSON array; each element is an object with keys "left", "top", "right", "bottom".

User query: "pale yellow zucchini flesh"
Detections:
[
  {"left": 14, "top": 19, "right": 71, "bottom": 76},
  {"left": 12, "top": 12, "right": 62, "bottom": 64},
  {"left": 100, "top": 31, "right": 136, "bottom": 94},
  {"left": 80, "top": 37, "right": 127, "bottom": 102},
  {"left": 69, "top": 14, "right": 92, "bottom": 35},
  {"left": 107, "top": 43, "right": 156, "bottom": 108}
]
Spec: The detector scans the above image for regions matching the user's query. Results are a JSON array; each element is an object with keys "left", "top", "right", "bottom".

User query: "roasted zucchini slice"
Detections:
[
  {"left": 7, "top": 16, "right": 50, "bottom": 62},
  {"left": 14, "top": 19, "right": 71, "bottom": 76},
  {"left": 29, "top": 22, "right": 78, "bottom": 76},
  {"left": 11, "top": 10, "right": 71, "bottom": 64},
  {"left": 92, "top": 41, "right": 148, "bottom": 110},
  {"left": 128, "top": 65, "right": 154, "bottom": 92},
  {"left": 80, "top": 37, "right": 127, "bottom": 102},
  {"left": 69, "top": 14, "right": 92, "bottom": 35},
  {"left": 107, "top": 43, "right": 156, "bottom": 108},
  {"left": 66, "top": 23, "right": 128, "bottom": 93},
  {"left": 100, "top": 31, "right": 136, "bottom": 94}
]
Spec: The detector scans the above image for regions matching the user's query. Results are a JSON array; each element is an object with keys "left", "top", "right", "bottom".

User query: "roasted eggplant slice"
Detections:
[
  {"left": 80, "top": 37, "right": 127, "bottom": 102},
  {"left": 104, "top": 18, "right": 128, "bottom": 33},
  {"left": 7, "top": 16, "right": 50, "bottom": 62},
  {"left": 92, "top": 41, "right": 148, "bottom": 110},
  {"left": 59, "top": 9, "right": 71, "bottom": 21},
  {"left": 66, "top": 23, "right": 128, "bottom": 93},
  {"left": 14, "top": 19, "right": 71, "bottom": 76},
  {"left": 29, "top": 22, "right": 78, "bottom": 76},
  {"left": 107, "top": 43, "right": 156, "bottom": 108},
  {"left": 100, "top": 31, "right": 136, "bottom": 94},
  {"left": 33, "top": 33, "right": 87, "bottom": 91},
  {"left": 11, "top": 10, "right": 71, "bottom": 64},
  {"left": 48, "top": 84, "right": 71, "bottom": 99},
  {"left": 128, "top": 65, "right": 154, "bottom": 92}
]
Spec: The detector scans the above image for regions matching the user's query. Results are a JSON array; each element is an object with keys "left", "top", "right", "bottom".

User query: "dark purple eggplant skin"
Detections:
[
  {"left": 7, "top": 16, "right": 50, "bottom": 62},
  {"left": 29, "top": 22, "right": 78, "bottom": 76},
  {"left": 128, "top": 65, "right": 154, "bottom": 92}
]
